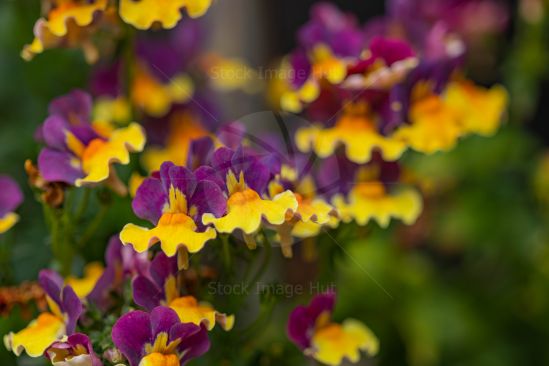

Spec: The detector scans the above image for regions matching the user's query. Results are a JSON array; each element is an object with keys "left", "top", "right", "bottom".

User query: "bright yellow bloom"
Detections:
[
  {"left": 65, "top": 262, "right": 104, "bottom": 299},
  {"left": 311, "top": 319, "right": 379, "bottom": 366},
  {"left": 120, "top": 212, "right": 217, "bottom": 257},
  {"left": 202, "top": 189, "right": 298, "bottom": 235},
  {"left": 4, "top": 313, "right": 65, "bottom": 357},
  {"left": 333, "top": 181, "right": 422, "bottom": 227},
  {"left": 75, "top": 123, "right": 146, "bottom": 187},
  {"left": 296, "top": 109, "right": 407, "bottom": 164},
  {"left": 393, "top": 94, "right": 462, "bottom": 154},
  {"left": 119, "top": 0, "right": 212, "bottom": 30},
  {"left": 445, "top": 81, "right": 508, "bottom": 136},
  {"left": 140, "top": 352, "right": 180, "bottom": 366},
  {"left": 169, "top": 296, "right": 234, "bottom": 331}
]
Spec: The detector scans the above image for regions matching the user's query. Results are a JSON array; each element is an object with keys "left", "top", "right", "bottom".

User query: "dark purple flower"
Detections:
[
  {"left": 287, "top": 291, "right": 335, "bottom": 349},
  {"left": 39, "top": 270, "right": 83, "bottom": 335},
  {"left": 111, "top": 306, "right": 210, "bottom": 366},
  {"left": 45, "top": 333, "right": 103, "bottom": 366}
]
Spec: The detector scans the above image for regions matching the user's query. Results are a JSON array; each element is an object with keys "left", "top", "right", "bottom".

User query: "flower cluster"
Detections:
[{"left": 2, "top": 1, "right": 511, "bottom": 366}]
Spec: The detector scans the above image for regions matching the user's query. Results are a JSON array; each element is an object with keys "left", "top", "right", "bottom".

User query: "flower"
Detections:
[
  {"left": 120, "top": 162, "right": 225, "bottom": 267},
  {"left": 111, "top": 306, "right": 210, "bottom": 366},
  {"left": 88, "top": 236, "right": 150, "bottom": 311},
  {"left": 119, "top": 0, "right": 213, "bottom": 30},
  {"left": 65, "top": 262, "right": 104, "bottom": 299},
  {"left": 45, "top": 333, "right": 103, "bottom": 366},
  {"left": 0, "top": 176, "right": 23, "bottom": 234},
  {"left": 324, "top": 155, "right": 422, "bottom": 228},
  {"left": 37, "top": 90, "right": 146, "bottom": 194},
  {"left": 201, "top": 147, "right": 298, "bottom": 247},
  {"left": 288, "top": 291, "right": 378, "bottom": 366},
  {"left": 4, "top": 270, "right": 82, "bottom": 357},
  {"left": 132, "top": 253, "right": 234, "bottom": 331}
]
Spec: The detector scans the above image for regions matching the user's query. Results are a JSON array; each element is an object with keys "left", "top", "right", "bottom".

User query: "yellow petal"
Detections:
[
  {"left": 139, "top": 352, "right": 180, "bottom": 366},
  {"left": 65, "top": 262, "right": 104, "bottom": 299},
  {"left": 444, "top": 81, "right": 508, "bottom": 136},
  {"left": 76, "top": 123, "right": 145, "bottom": 186},
  {"left": 0, "top": 212, "right": 19, "bottom": 234},
  {"left": 311, "top": 320, "right": 378, "bottom": 366},
  {"left": 297, "top": 198, "right": 334, "bottom": 225},
  {"left": 202, "top": 189, "right": 298, "bottom": 235},
  {"left": 169, "top": 296, "right": 234, "bottom": 331},
  {"left": 333, "top": 183, "right": 422, "bottom": 227},
  {"left": 393, "top": 95, "right": 462, "bottom": 154},
  {"left": 4, "top": 313, "right": 65, "bottom": 357},
  {"left": 47, "top": 0, "right": 108, "bottom": 37},
  {"left": 120, "top": 213, "right": 216, "bottom": 256},
  {"left": 183, "top": 0, "right": 213, "bottom": 18},
  {"left": 119, "top": 0, "right": 190, "bottom": 29},
  {"left": 296, "top": 114, "right": 407, "bottom": 163}
]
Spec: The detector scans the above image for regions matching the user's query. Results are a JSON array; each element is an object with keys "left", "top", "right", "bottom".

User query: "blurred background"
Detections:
[{"left": 1, "top": 0, "right": 549, "bottom": 365}]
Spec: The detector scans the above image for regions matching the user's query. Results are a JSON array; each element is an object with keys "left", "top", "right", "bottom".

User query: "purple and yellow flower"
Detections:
[
  {"left": 4, "top": 270, "right": 82, "bottom": 357},
  {"left": 288, "top": 291, "right": 378, "bottom": 366},
  {"left": 133, "top": 252, "right": 234, "bottom": 331},
  {"left": 88, "top": 236, "right": 150, "bottom": 311},
  {"left": 120, "top": 162, "right": 225, "bottom": 267},
  {"left": 0, "top": 176, "right": 23, "bottom": 234},
  {"left": 112, "top": 306, "right": 210, "bottom": 366},
  {"left": 201, "top": 147, "right": 298, "bottom": 247},
  {"left": 119, "top": 0, "right": 212, "bottom": 30},
  {"left": 319, "top": 154, "right": 422, "bottom": 228},
  {"left": 37, "top": 90, "right": 145, "bottom": 194},
  {"left": 45, "top": 333, "right": 103, "bottom": 366}
]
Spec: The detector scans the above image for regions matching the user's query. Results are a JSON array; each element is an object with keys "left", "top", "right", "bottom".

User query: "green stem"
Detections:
[
  {"left": 74, "top": 188, "right": 91, "bottom": 223},
  {"left": 246, "top": 232, "right": 272, "bottom": 287},
  {"left": 78, "top": 202, "right": 109, "bottom": 249},
  {"left": 221, "top": 234, "right": 232, "bottom": 272}
]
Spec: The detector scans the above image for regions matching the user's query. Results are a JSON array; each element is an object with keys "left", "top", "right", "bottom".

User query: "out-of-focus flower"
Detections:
[
  {"left": 133, "top": 253, "right": 234, "bottom": 331},
  {"left": 119, "top": 0, "right": 212, "bottom": 30},
  {"left": 37, "top": 90, "right": 145, "bottom": 195},
  {"left": 288, "top": 291, "right": 378, "bottom": 366},
  {"left": 120, "top": 162, "right": 225, "bottom": 268},
  {"left": 533, "top": 152, "right": 549, "bottom": 206},
  {"left": 0, "top": 282, "right": 46, "bottom": 318},
  {"left": 111, "top": 306, "right": 210, "bottom": 366},
  {"left": 141, "top": 111, "right": 211, "bottom": 172},
  {"left": 65, "top": 262, "right": 104, "bottom": 299},
  {"left": 23, "top": 4, "right": 120, "bottom": 63},
  {"left": 4, "top": 270, "right": 82, "bottom": 357},
  {"left": 202, "top": 53, "right": 263, "bottom": 94},
  {"left": 87, "top": 236, "right": 149, "bottom": 311},
  {"left": 45, "top": 333, "right": 103, "bottom": 366},
  {"left": 0, "top": 176, "right": 23, "bottom": 234},
  {"left": 201, "top": 147, "right": 298, "bottom": 248}
]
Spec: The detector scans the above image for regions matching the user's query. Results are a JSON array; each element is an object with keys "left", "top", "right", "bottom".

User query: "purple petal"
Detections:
[
  {"left": 149, "top": 252, "right": 178, "bottom": 288},
  {"left": 132, "top": 176, "right": 166, "bottom": 225},
  {"left": 369, "top": 36, "right": 416, "bottom": 66},
  {"left": 209, "top": 147, "right": 234, "bottom": 180},
  {"left": 217, "top": 122, "right": 246, "bottom": 150},
  {"left": 42, "top": 115, "right": 70, "bottom": 150},
  {"left": 189, "top": 180, "right": 227, "bottom": 223},
  {"left": 231, "top": 147, "right": 270, "bottom": 194},
  {"left": 289, "top": 50, "right": 311, "bottom": 89},
  {"left": 186, "top": 137, "right": 215, "bottom": 169},
  {"left": 38, "top": 148, "right": 83, "bottom": 184},
  {"left": 46, "top": 334, "right": 103, "bottom": 366},
  {"left": 167, "top": 165, "right": 196, "bottom": 201},
  {"left": 49, "top": 89, "right": 92, "bottom": 125},
  {"left": 132, "top": 276, "right": 164, "bottom": 311},
  {"left": 62, "top": 286, "right": 83, "bottom": 335},
  {"left": 112, "top": 311, "right": 151, "bottom": 366},
  {"left": 194, "top": 166, "right": 225, "bottom": 192},
  {"left": 0, "top": 176, "right": 23, "bottom": 217},
  {"left": 150, "top": 306, "right": 180, "bottom": 338},
  {"left": 171, "top": 323, "right": 210, "bottom": 365},
  {"left": 39, "top": 269, "right": 64, "bottom": 307}
]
